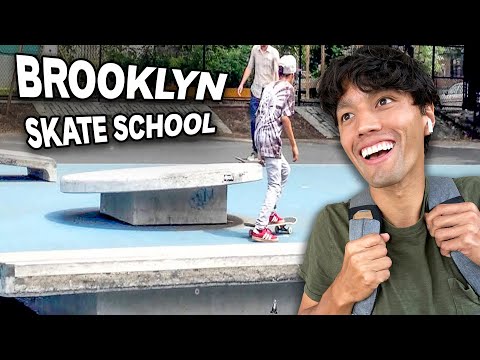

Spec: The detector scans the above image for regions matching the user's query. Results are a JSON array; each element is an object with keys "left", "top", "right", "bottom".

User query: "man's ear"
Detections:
[{"left": 423, "top": 103, "right": 435, "bottom": 136}]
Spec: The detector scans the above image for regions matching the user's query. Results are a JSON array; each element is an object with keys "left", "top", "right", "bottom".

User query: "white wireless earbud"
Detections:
[{"left": 427, "top": 119, "right": 434, "bottom": 134}]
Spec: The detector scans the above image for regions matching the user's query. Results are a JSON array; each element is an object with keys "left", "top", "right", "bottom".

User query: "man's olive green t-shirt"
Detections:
[{"left": 299, "top": 176, "right": 480, "bottom": 315}]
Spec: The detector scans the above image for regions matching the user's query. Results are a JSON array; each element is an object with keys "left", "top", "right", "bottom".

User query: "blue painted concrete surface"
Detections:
[{"left": 1, "top": 164, "right": 479, "bottom": 252}]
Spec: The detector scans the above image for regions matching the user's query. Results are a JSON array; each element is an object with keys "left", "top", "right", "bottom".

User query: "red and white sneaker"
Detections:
[
  {"left": 269, "top": 211, "right": 285, "bottom": 225},
  {"left": 251, "top": 227, "right": 278, "bottom": 242}
]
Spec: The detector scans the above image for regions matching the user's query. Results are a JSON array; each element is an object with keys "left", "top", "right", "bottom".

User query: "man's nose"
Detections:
[{"left": 357, "top": 113, "right": 382, "bottom": 135}]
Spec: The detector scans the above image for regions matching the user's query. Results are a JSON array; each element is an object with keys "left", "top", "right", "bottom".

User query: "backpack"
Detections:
[{"left": 348, "top": 176, "right": 480, "bottom": 315}]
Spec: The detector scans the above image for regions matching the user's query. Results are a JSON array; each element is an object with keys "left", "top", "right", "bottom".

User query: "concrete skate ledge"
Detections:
[
  {"left": 0, "top": 149, "right": 57, "bottom": 182},
  {"left": 60, "top": 163, "right": 263, "bottom": 225},
  {"left": 0, "top": 243, "right": 305, "bottom": 297}
]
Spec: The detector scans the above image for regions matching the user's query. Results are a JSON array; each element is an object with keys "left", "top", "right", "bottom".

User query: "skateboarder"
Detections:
[{"left": 250, "top": 54, "right": 299, "bottom": 242}]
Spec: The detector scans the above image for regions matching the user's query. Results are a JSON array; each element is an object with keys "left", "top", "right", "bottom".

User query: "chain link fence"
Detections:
[
  {"left": 0, "top": 45, "right": 42, "bottom": 97},
  {"left": 0, "top": 45, "right": 214, "bottom": 100}
]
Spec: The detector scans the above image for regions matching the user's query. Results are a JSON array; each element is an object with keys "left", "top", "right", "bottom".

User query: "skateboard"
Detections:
[
  {"left": 234, "top": 156, "right": 261, "bottom": 163},
  {"left": 244, "top": 216, "right": 297, "bottom": 235}
]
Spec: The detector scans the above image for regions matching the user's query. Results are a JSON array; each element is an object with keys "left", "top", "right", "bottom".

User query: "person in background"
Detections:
[{"left": 238, "top": 45, "right": 280, "bottom": 161}]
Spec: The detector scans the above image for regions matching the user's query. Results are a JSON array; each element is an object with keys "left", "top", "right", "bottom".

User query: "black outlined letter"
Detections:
[
  {"left": 68, "top": 60, "right": 97, "bottom": 99},
  {"left": 97, "top": 62, "right": 126, "bottom": 100},
  {"left": 43, "top": 57, "right": 70, "bottom": 98},
  {"left": 16, "top": 54, "right": 42, "bottom": 98}
]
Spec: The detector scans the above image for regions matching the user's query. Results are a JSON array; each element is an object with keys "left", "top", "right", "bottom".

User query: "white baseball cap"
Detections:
[{"left": 279, "top": 55, "right": 297, "bottom": 75}]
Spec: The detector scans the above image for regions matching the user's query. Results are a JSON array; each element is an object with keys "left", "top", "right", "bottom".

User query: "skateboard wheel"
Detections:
[
  {"left": 249, "top": 229, "right": 253, "bottom": 237},
  {"left": 287, "top": 227, "right": 293, "bottom": 234},
  {"left": 274, "top": 226, "right": 279, "bottom": 234}
]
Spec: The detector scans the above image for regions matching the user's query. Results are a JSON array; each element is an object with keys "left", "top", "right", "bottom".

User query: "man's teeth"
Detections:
[{"left": 361, "top": 141, "right": 395, "bottom": 159}]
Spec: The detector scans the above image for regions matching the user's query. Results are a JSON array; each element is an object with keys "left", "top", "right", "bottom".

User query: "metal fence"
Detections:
[
  {"left": 1, "top": 45, "right": 210, "bottom": 100},
  {"left": 0, "top": 45, "right": 359, "bottom": 101},
  {"left": 431, "top": 45, "right": 465, "bottom": 110},
  {"left": 0, "top": 45, "right": 42, "bottom": 97},
  {"left": 0, "top": 44, "right": 468, "bottom": 107}
]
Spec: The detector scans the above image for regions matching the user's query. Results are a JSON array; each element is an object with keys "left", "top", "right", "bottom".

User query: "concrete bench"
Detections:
[
  {"left": 60, "top": 163, "right": 263, "bottom": 225},
  {"left": 0, "top": 149, "right": 57, "bottom": 182}
]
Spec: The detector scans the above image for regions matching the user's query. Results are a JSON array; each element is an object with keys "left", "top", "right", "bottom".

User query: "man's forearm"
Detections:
[
  {"left": 300, "top": 281, "right": 355, "bottom": 315},
  {"left": 239, "top": 67, "right": 252, "bottom": 87},
  {"left": 281, "top": 116, "right": 296, "bottom": 149}
]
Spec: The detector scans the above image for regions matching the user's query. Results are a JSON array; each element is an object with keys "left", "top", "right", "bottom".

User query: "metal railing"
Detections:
[{"left": 0, "top": 44, "right": 473, "bottom": 110}]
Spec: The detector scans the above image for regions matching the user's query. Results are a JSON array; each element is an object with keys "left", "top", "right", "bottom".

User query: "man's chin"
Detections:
[
  {"left": 368, "top": 175, "right": 402, "bottom": 189},
  {"left": 354, "top": 154, "right": 395, "bottom": 185},
  {"left": 363, "top": 169, "right": 402, "bottom": 189}
]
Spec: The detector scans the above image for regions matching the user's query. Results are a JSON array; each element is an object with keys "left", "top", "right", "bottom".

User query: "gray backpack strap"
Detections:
[
  {"left": 348, "top": 188, "right": 383, "bottom": 315},
  {"left": 427, "top": 176, "right": 480, "bottom": 296}
]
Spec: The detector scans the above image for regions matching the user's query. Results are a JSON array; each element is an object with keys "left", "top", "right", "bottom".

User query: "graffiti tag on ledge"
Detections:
[{"left": 190, "top": 187, "right": 214, "bottom": 209}]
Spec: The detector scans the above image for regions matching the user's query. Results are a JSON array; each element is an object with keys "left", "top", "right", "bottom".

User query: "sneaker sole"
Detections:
[{"left": 251, "top": 236, "right": 278, "bottom": 243}]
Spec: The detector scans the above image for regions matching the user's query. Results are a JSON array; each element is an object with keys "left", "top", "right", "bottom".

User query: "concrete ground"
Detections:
[
  {"left": 3, "top": 161, "right": 480, "bottom": 314},
  {"left": 1, "top": 98, "right": 478, "bottom": 165},
  {"left": 3, "top": 162, "right": 480, "bottom": 254},
  {"left": 1, "top": 134, "right": 480, "bottom": 165},
  {"left": 1, "top": 100, "right": 479, "bottom": 314}
]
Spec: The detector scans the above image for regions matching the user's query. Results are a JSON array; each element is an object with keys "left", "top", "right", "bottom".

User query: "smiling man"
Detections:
[{"left": 298, "top": 46, "right": 480, "bottom": 315}]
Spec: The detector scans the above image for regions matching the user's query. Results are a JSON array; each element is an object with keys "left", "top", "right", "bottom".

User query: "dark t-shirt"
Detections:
[{"left": 299, "top": 176, "right": 480, "bottom": 314}]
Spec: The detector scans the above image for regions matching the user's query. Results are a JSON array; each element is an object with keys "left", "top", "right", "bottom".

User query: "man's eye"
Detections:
[
  {"left": 378, "top": 97, "right": 392, "bottom": 106},
  {"left": 341, "top": 113, "right": 353, "bottom": 122}
]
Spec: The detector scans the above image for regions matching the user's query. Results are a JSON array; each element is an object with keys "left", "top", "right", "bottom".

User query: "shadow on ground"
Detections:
[{"left": 45, "top": 208, "right": 245, "bottom": 231}]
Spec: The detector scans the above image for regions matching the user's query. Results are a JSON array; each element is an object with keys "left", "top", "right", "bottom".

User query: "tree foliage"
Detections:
[{"left": 57, "top": 45, "right": 455, "bottom": 91}]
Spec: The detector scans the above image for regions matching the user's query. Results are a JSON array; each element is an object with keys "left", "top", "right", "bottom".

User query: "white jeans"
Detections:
[{"left": 255, "top": 154, "right": 290, "bottom": 229}]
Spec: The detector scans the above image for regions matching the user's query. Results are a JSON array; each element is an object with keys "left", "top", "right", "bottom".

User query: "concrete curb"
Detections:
[
  {"left": 429, "top": 140, "right": 480, "bottom": 150},
  {"left": 2, "top": 133, "right": 480, "bottom": 149},
  {"left": 213, "top": 136, "right": 480, "bottom": 149}
]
